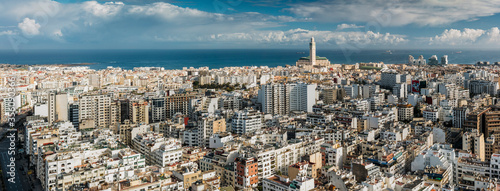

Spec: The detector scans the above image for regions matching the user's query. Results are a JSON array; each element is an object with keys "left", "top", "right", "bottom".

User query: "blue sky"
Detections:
[{"left": 1, "top": 0, "right": 500, "bottom": 50}]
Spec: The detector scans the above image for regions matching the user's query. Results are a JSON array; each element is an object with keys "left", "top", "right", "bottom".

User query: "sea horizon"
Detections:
[{"left": 1, "top": 49, "right": 499, "bottom": 70}]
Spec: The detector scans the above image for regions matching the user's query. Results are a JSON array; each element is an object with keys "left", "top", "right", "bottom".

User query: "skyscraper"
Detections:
[
  {"left": 441, "top": 55, "right": 448, "bottom": 65},
  {"left": 259, "top": 82, "right": 317, "bottom": 115}
]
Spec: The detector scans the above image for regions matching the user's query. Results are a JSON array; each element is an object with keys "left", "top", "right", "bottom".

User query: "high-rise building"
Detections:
[
  {"left": 323, "top": 88, "right": 338, "bottom": 104},
  {"left": 79, "top": 94, "right": 112, "bottom": 128},
  {"left": 68, "top": 104, "right": 79, "bottom": 130},
  {"left": 428, "top": 55, "right": 439, "bottom": 65},
  {"left": 150, "top": 97, "right": 166, "bottom": 122},
  {"left": 392, "top": 83, "right": 408, "bottom": 99},
  {"left": 232, "top": 109, "right": 262, "bottom": 135},
  {"left": 464, "top": 106, "right": 500, "bottom": 138},
  {"left": 48, "top": 92, "right": 69, "bottom": 124},
  {"left": 289, "top": 83, "right": 317, "bottom": 113},
  {"left": 110, "top": 100, "right": 121, "bottom": 132},
  {"left": 259, "top": 83, "right": 316, "bottom": 115},
  {"left": 441, "top": 55, "right": 448, "bottom": 65},
  {"left": 380, "top": 72, "right": 401, "bottom": 89},
  {"left": 48, "top": 92, "right": 56, "bottom": 123},
  {"left": 452, "top": 107, "right": 469, "bottom": 129},
  {"left": 260, "top": 83, "right": 288, "bottom": 115},
  {"left": 164, "top": 93, "right": 201, "bottom": 118},
  {"left": 130, "top": 100, "right": 149, "bottom": 125}
]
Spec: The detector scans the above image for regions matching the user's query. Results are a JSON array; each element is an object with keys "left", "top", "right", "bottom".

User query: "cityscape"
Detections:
[{"left": 2, "top": 0, "right": 500, "bottom": 191}]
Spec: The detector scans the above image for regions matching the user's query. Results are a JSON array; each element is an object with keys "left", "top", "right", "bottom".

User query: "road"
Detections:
[
  {"left": 0, "top": 135, "right": 30, "bottom": 191},
  {"left": 0, "top": 112, "right": 41, "bottom": 191}
]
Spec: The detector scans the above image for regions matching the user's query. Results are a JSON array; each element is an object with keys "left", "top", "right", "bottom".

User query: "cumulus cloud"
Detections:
[
  {"left": 486, "top": 27, "right": 500, "bottom": 43},
  {"left": 204, "top": 28, "right": 407, "bottom": 46},
  {"left": 18, "top": 18, "right": 41, "bottom": 36},
  {"left": 429, "top": 27, "right": 500, "bottom": 46},
  {"left": 286, "top": 0, "right": 500, "bottom": 26},
  {"left": 337, "top": 24, "right": 364, "bottom": 30}
]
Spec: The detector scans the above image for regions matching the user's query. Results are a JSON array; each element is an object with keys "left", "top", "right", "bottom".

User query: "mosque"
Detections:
[{"left": 296, "top": 37, "right": 331, "bottom": 69}]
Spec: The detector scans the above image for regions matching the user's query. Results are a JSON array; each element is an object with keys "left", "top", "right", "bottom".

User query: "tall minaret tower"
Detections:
[{"left": 309, "top": 37, "right": 316, "bottom": 66}]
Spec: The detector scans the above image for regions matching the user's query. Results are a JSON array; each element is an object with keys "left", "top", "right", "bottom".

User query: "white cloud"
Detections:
[
  {"left": 0, "top": 30, "right": 14, "bottom": 36},
  {"left": 337, "top": 24, "right": 364, "bottom": 30},
  {"left": 486, "top": 27, "right": 500, "bottom": 43},
  {"left": 429, "top": 27, "right": 500, "bottom": 46},
  {"left": 286, "top": 0, "right": 500, "bottom": 26},
  {"left": 83, "top": 1, "right": 124, "bottom": 17},
  {"left": 18, "top": 18, "right": 41, "bottom": 36},
  {"left": 204, "top": 28, "right": 407, "bottom": 46}
]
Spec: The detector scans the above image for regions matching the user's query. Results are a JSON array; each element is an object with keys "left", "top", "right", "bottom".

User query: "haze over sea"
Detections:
[{"left": 1, "top": 49, "right": 500, "bottom": 70}]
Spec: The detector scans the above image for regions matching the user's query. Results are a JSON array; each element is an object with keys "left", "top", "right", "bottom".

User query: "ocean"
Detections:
[{"left": 1, "top": 49, "right": 499, "bottom": 70}]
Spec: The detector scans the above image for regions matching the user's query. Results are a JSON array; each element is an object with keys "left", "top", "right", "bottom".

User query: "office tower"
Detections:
[
  {"left": 289, "top": 83, "right": 317, "bottom": 113},
  {"left": 380, "top": 72, "right": 400, "bottom": 89},
  {"left": 234, "top": 156, "right": 259, "bottom": 190},
  {"left": 68, "top": 104, "right": 79, "bottom": 130},
  {"left": 452, "top": 107, "right": 469, "bottom": 129},
  {"left": 150, "top": 97, "right": 166, "bottom": 123},
  {"left": 79, "top": 94, "right": 112, "bottom": 128},
  {"left": 198, "top": 117, "right": 226, "bottom": 147},
  {"left": 441, "top": 55, "right": 448, "bottom": 65},
  {"left": 120, "top": 99, "right": 130, "bottom": 123},
  {"left": 232, "top": 109, "right": 262, "bottom": 135}
]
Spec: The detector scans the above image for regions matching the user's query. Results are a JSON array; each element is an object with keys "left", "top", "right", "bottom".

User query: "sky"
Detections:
[{"left": 1, "top": 0, "right": 500, "bottom": 50}]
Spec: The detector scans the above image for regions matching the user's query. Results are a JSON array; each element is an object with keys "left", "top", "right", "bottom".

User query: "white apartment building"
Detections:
[{"left": 232, "top": 109, "right": 262, "bottom": 135}]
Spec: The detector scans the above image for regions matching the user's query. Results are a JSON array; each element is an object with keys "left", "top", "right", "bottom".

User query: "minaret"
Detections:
[{"left": 310, "top": 37, "right": 316, "bottom": 66}]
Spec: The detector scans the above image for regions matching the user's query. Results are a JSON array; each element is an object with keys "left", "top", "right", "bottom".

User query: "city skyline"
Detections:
[{"left": 1, "top": 0, "right": 500, "bottom": 50}]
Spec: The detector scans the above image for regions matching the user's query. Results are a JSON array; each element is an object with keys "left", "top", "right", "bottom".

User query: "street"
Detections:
[
  {"left": 0, "top": 136, "right": 30, "bottom": 191},
  {"left": 0, "top": 112, "right": 41, "bottom": 191}
]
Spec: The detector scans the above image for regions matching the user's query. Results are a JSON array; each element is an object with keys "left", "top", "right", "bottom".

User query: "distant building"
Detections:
[
  {"left": 429, "top": 55, "right": 439, "bottom": 65},
  {"left": 441, "top": 55, "right": 448, "bottom": 65},
  {"left": 409, "top": 55, "right": 426, "bottom": 65},
  {"left": 296, "top": 38, "right": 331, "bottom": 69}
]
